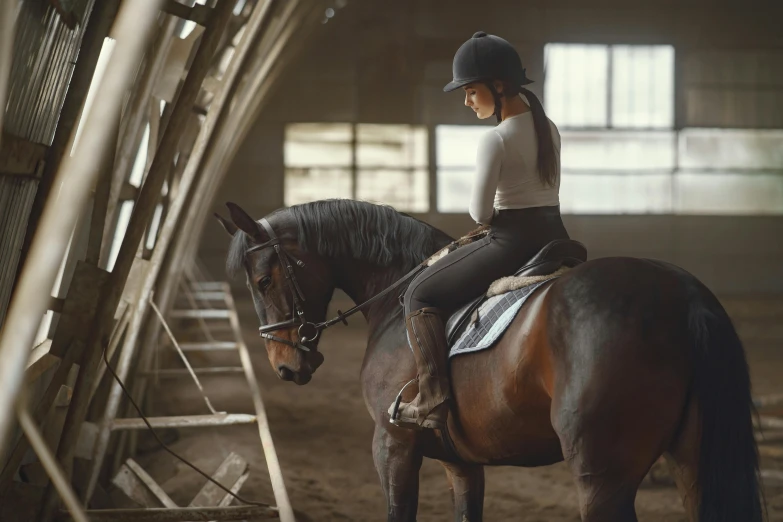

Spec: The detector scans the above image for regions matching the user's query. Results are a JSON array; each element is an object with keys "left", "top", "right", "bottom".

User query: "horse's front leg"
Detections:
[
  {"left": 440, "top": 461, "right": 485, "bottom": 522},
  {"left": 373, "top": 425, "right": 423, "bottom": 522}
]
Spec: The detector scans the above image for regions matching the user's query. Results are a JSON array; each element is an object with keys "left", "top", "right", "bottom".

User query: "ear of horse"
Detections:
[
  {"left": 226, "top": 202, "right": 266, "bottom": 241},
  {"left": 214, "top": 213, "right": 238, "bottom": 237}
]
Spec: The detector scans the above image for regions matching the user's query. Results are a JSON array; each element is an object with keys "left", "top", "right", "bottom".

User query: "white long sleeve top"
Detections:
[{"left": 468, "top": 111, "right": 562, "bottom": 225}]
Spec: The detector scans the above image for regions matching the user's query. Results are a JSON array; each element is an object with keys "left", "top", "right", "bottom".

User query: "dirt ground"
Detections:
[{"left": 131, "top": 294, "right": 783, "bottom": 521}]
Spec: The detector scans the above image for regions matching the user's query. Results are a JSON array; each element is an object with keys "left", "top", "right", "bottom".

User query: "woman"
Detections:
[{"left": 389, "top": 31, "right": 570, "bottom": 430}]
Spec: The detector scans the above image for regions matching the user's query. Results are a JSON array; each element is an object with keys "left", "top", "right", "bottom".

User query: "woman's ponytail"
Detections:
[{"left": 519, "top": 87, "right": 558, "bottom": 187}]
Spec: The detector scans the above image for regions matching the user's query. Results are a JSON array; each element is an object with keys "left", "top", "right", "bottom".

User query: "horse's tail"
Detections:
[{"left": 688, "top": 284, "right": 763, "bottom": 521}]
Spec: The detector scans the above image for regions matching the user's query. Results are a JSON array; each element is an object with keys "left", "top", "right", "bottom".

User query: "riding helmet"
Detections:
[{"left": 443, "top": 31, "right": 534, "bottom": 92}]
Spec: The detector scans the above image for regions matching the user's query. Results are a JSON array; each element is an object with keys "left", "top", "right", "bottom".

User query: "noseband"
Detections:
[{"left": 245, "top": 219, "right": 429, "bottom": 354}]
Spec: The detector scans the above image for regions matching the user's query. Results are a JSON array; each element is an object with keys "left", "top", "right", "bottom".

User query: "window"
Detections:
[
  {"left": 435, "top": 125, "right": 486, "bottom": 212},
  {"left": 284, "top": 123, "right": 428, "bottom": 212},
  {"left": 435, "top": 125, "right": 783, "bottom": 215},
  {"left": 541, "top": 43, "right": 783, "bottom": 215},
  {"left": 544, "top": 44, "right": 674, "bottom": 129}
]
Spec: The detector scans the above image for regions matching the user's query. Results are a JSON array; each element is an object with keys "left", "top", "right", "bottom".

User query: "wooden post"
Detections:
[
  {"left": 0, "top": 0, "right": 161, "bottom": 465},
  {"left": 50, "top": 0, "right": 235, "bottom": 488},
  {"left": 225, "top": 288, "right": 295, "bottom": 522},
  {"left": 84, "top": 0, "right": 279, "bottom": 502},
  {"left": 21, "top": 2, "right": 166, "bottom": 518},
  {"left": 17, "top": 404, "right": 88, "bottom": 522},
  {"left": 86, "top": 105, "right": 122, "bottom": 266},
  {"left": 101, "top": 15, "right": 179, "bottom": 268}
]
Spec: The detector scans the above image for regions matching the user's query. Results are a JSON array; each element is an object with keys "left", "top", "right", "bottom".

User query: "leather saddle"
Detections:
[{"left": 445, "top": 239, "right": 587, "bottom": 345}]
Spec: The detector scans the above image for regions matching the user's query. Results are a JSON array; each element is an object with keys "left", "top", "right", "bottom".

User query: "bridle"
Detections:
[{"left": 246, "top": 218, "right": 428, "bottom": 353}]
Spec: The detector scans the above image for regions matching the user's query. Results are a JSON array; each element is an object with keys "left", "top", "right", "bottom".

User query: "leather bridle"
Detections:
[{"left": 246, "top": 218, "right": 428, "bottom": 353}]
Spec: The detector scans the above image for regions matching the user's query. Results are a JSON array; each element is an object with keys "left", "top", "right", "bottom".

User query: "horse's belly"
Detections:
[{"left": 452, "top": 407, "right": 564, "bottom": 466}]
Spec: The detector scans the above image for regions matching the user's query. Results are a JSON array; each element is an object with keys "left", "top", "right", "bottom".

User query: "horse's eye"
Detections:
[{"left": 258, "top": 276, "right": 272, "bottom": 290}]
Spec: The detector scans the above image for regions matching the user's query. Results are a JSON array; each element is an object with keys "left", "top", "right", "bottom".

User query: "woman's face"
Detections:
[{"left": 463, "top": 82, "right": 499, "bottom": 120}]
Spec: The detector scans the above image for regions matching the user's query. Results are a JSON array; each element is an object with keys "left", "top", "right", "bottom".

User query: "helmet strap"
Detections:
[{"left": 486, "top": 81, "right": 503, "bottom": 124}]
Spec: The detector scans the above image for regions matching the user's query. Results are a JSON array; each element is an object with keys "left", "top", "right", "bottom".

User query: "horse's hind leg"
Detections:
[
  {"left": 563, "top": 450, "right": 641, "bottom": 521},
  {"left": 663, "top": 397, "right": 700, "bottom": 521},
  {"left": 552, "top": 359, "right": 688, "bottom": 521},
  {"left": 440, "top": 460, "right": 484, "bottom": 522}
]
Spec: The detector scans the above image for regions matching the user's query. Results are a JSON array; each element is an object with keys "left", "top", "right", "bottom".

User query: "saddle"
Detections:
[{"left": 445, "top": 239, "right": 587, "bottom": 345}]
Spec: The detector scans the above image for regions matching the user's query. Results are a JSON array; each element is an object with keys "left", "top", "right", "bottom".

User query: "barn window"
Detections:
[
  {"left": 544, "top": 44, "right": 675, "bottom": 129},
  {"left": 435, "top": 125, "right": 486, "bottom": 212},
  {"left": 284, "top": 123, "right": 429, "bottom": 212},
  {"left": 435, "top": 125, "right": 783, "bottom": 215}
]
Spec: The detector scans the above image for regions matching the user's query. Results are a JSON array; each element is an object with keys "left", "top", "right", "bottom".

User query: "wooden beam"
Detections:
[
  {"left": 25, "top": 0, "right": 165, "bottom": 517},
  {"left": 188, "top": 452, "right": 248, "bottom": 507},
  {"left": 17, "top": 405, "right": 88, "bottom": 522},
  {"left": 85, "top": 0, "right": 279, "bottom": 502},
  {"left": 226, "top": 289, "right": 295, "bottom": 522},
  {"left": 101, "top": 15, "right": 179, "bottom": 268},
  {"left": 109, "top": 413, "right": 256, "bottom": 431},
  {"left": 56, "top": 505, "right": 278, "bottom": 522},
  {"left": 124, "top": 459, "right": 177, "bottom": 509}
]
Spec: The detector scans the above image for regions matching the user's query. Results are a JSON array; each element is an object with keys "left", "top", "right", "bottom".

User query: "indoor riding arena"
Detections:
[{"left": 1, "top": 0, "right": 782, "bottom": 521}]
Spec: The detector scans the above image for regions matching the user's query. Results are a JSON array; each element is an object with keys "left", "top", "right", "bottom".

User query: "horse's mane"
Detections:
[{"left": 227, "top": 199, "right": 452, "bottom": 277}]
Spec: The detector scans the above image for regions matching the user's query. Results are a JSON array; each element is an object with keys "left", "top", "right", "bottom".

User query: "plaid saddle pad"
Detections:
[{"left": 448, "top": 278, "right": 554, "bottom": 359}]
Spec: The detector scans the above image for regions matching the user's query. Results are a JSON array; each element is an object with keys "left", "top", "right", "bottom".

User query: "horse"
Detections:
[{"left": 216, "top": 199, "right": 762, "bottom": 522}]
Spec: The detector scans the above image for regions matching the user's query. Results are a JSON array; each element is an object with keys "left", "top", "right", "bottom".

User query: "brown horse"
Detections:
[{"left": 217, "top": 199, "right": 762, "bottom": 522}]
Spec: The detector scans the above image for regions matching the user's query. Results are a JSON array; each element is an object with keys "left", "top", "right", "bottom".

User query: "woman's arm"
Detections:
[{"left": 469, "top": 130, "right": 504, "bottom": 225}]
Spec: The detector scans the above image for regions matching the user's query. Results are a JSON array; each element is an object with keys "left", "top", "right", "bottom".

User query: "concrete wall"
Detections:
[{"left": 201, "top": 0, "right": 783, "bottom": 296}]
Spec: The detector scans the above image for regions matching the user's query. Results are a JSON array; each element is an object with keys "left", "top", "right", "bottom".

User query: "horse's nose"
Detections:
[{"left": 277, "top": 365, "right": 295, "bottom": 381}]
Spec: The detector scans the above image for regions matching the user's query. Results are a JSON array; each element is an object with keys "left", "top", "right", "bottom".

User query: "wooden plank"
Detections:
[
  {"left": 17, "top": 406, "right": 88, "bottom": 522},
  {"left": 153, "top": 25, "right": 204, "bottom": 103},
  {"left": 169, "top": 310, "right": 230, "bottom": 319},
  {"left": 140, "top": 367, "right": 244, "bottom": 377},
  {"left": 0, "top": 340, "right": 81, "bottom": 491},
  {"left": 178, "top": 341, "right": 237, "bottom": 351},
  {"left": 124, "top": 459, "right": 177, "bottom": 509},
  {"left": 111, "top": 464, "right": 163, "bottom": 508},
  {"left": 189, "top": 452, "right": 248, "bottom": 508},
  {"left": 216, "top": 471, "right": 249, "bottom": 507},
  {"left": 225, "top": 289, "right": 295, "bottom": 522},
  {"left": 56, "top": 504, "right": 278, "bottom": 521},
  {"left": 75, "top": 421, "right": 99, "bottom": 460},
  {"left": 19, "top": 385, "right": 73, "bottom": 486},
  {"left": 27, "top": 340, "right": 54, "bottom": 371},
  {"left": 110, "top": 413, "right": 255, "bottom": 431}
]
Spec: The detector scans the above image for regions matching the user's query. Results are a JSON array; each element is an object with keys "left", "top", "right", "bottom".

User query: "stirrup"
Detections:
[{"left": 389, "top": 378, "right": 419, "bottom": 428}]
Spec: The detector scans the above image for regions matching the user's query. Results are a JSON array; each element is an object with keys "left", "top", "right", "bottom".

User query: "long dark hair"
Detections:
[{"left": 485, "top": 81, "right": 558, "bottom": 187}]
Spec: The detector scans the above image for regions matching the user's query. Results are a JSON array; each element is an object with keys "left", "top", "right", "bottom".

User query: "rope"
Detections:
[{"left": 101, "top": 343, "right": 268, "bottom": 508}]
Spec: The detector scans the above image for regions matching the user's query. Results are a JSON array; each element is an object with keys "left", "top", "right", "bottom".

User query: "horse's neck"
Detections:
[{"left": 332, "top": 258, "right": 408, "bottom": 324}]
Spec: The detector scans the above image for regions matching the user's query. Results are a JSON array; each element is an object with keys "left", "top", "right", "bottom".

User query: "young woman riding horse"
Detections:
[
  {"left": 389, "top": 31, "right": 570, "bottom": 430},
  {"left": 217, "top": 32, "right": 763, "bottom": 522}
]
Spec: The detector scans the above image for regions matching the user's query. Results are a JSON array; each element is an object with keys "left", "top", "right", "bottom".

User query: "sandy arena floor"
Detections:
[{"left": 129, "top": 294, "right": 783, "bottom": 521}]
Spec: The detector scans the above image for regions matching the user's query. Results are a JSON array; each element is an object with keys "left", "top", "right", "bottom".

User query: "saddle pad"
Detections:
[{"left": 448, "top": 278, "right": 553, "bottom": 359}]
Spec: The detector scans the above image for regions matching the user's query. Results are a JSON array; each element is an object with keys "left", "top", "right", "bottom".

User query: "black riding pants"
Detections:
[{"left": 403, "top": 206, "right": 570, "bottom": 317}]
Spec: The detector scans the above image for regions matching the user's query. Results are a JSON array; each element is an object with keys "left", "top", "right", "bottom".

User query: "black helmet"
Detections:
[{"left": 443, "top": 32, "right": 533, "bottom": 92}]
